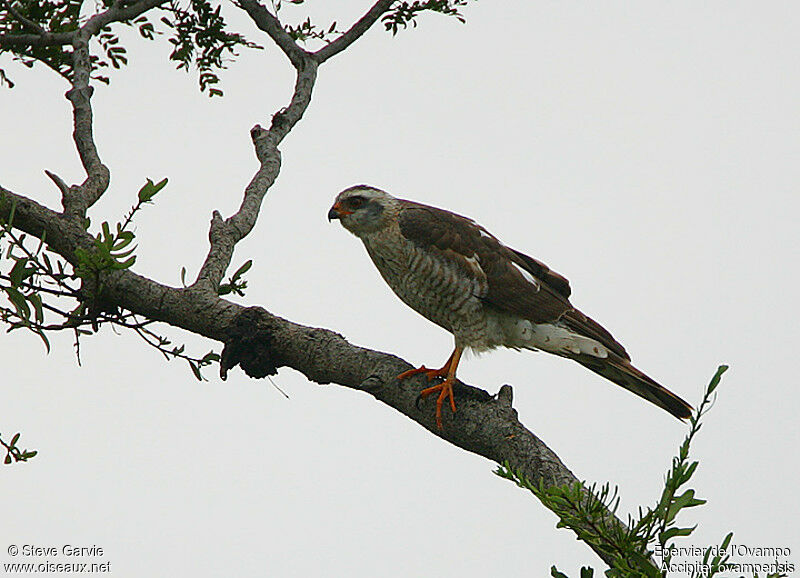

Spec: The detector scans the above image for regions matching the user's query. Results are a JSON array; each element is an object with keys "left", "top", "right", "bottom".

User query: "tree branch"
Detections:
[
  {"left": 60, "top": 0, "right": 169, "bottom": 216},
  {"left": 62, "top": 39, "right": 108, "bottom": 216},
  {"left": 194, "top": 0, "right": 397, "bottom": 292},
  {"left": 237, "top": 0, "right": 309, "bottom": 68},
  {"left": 313, "top": 0, "right": 395, "bottom": 63},
  {"left": 0, "top": 31, "right": 72, "bottom": 47},
  {"left": 80, "top": 0, "right": 168, "bottom": 37},
  {"left": 192, "top": 57, "right": 318, "bottom": 292}
]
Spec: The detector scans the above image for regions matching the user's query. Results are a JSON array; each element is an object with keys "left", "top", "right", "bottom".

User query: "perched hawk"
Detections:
[{"left": 328, "top": 185, "right": 692, "bottom": 428}]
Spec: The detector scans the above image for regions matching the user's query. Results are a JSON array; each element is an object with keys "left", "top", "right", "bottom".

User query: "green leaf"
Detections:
[
  {"left": 232, "top": 259, "right": 252, "bottom": 280},
  {"left": 34, "top": 230, "right": 47, "bottom": 255},
  {"left": 9, "top": 258, "right": 27, "bottom": 286},
  {"left": 666, "top": 489, "right": 706, "bottom": 522},
  {"left": 111, "top": 256, "right": 136, "bottom": 270},
  {"left": 10, "top": 432, "right": 20, "bottom": 446},
  {"left": 678, "top": 461, "right": 699, "bottom": 484},
  {"left": 138, "top": 177, "right": 168, "bottom": 202},
  {"left": 707, "top": 365, "right": 728, "bottom": 394},
  {"left": 628, "top": 552, "right": 662, "bottom": 577},
  {"left": 111, "top": 246, "right": 137, "bottom": 260},
  {"left": 6, "top": 286, "right": 31, "bottom": 320},
  {"left": 201, "top": 351, "right": 220, "bottom": 363},
  {"left": 4, "top": 454, "right": 11, "bottom": 464},
  {"left": 188, "top": 360, "right": 203, "bottom": 381},
  {"left": 112, "top": 231, "right": 135, "bottom": 250},
  {"left": 28, "top": 292, "right": 44, "bottom": 324},
  {"left": 35, "top": 329, "right": 51, "bottom": 354},
  {"left": 659, "top": 525, "right": 696, "bottom": 542},
  {"left": 720, "top": 532, "right": 733, "bottom": 550},
  {"left": 7, "top": 196, "right": 18, "bottom": 228},
  {"left": 550, "top": 567, "right": 569, "bottom": 578}
]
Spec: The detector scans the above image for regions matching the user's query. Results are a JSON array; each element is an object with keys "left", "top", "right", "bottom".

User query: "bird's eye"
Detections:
[{"left": 348, "top": 196, "right": 366, "bottom": 209}]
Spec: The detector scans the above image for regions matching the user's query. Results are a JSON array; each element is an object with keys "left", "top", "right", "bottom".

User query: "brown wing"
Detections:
[
  {"left": 398, "top": 201, "right": 571, "bottom": 323},
  {"left": 397, "top": 200, "right": 629, "bottom": 359}
]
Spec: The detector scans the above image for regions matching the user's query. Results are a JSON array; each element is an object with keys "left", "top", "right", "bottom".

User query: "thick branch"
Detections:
[
  {"left": 0, "top": 186, "right": 88, "bottom": 261},
  {"left": 313, "top": 0, "right": 395, "bottom": 63}
]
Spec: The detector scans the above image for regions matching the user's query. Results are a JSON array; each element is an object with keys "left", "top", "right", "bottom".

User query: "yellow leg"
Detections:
[{"left": 398, "top": 347, "right": 463, "bottom": 429}]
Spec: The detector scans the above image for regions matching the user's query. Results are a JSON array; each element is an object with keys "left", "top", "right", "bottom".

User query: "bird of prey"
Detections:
[{"left": 328, "top": 185, "right": 692, "bottom": 429}]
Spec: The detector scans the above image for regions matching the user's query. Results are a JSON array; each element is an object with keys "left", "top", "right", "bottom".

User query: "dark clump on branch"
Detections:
[{"left": 220, "top": 306, "right": 282, "bottom": 380}]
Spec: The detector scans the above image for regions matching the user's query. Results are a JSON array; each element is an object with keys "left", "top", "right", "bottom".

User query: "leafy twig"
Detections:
[
  {"left": 0, "top": 431, "right": 37, "bottom": 464},
  {"left": 495, "top": 366, "right": 739, "bottom": 576}
]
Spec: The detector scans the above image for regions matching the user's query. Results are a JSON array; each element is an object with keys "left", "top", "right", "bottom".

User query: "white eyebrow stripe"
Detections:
[{"left": 512, "top": 262, "right": 540, "bottom": 290}]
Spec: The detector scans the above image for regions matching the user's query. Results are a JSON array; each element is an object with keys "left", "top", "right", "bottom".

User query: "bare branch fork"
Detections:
[
  {"left": 1, "top": 1, "right": 630, "bottom": 567},
  {"left": 194, "top": 0, "right": 395, "bottom": 292}
]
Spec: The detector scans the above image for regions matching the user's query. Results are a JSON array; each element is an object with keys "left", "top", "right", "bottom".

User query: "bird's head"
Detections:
[{"left": 328, "top": 185, "right": 396, "bottom": 236}]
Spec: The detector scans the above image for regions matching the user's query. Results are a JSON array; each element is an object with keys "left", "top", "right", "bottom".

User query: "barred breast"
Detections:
[{"left": 361, "top": 226, "right": 504, "bottom": 350}]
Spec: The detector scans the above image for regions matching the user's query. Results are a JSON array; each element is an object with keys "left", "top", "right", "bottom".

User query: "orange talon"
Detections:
[
  {"left": 397, "top": 347, "right": 463, "bottom": 430},
  {"left": 419, "top": 379, "right": 456, "bottom": 430},
  {"left": 397, "top": 364, "right": 448, "bottom": 382}
]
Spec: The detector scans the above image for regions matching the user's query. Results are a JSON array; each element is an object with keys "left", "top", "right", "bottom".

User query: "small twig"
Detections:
[
  {"left": 44, "top": 170, "right": 71, "bottom": 197},
  {"left": 0, "top": 302, "right": 87, "bottom": 330},
  {"left": 267, "top": 375, "right": 290, "bottom": 399},
  {"left": 111, "top": 314, "right": 157, "bottom": 330},
  {"left": 1, "top": 225, "right": 78, "bottom": 294},
  {"left": 134, "top": 324, "right": 210, "bottom": 365},
  {"left": 0, "top": 432, "right": 36, "bottom": 464},
  {"left": 0, "top": 274, "right": 78, "bottom": 298},
  {"left": 73, "top": 326, "right": 82, "bottom": 366}
]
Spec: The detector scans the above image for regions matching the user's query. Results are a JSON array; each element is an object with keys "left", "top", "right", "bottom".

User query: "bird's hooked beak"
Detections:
[
  {"left": 327, "top": 201, "right": 352, "bottom": 222},
  {"left": 327, "top": 203, "right": 341, "bottom": 221}
]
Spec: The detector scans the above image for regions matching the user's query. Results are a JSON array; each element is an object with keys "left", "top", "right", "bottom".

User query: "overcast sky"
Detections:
[{"left": 2, "top": 1, "right": 799, "bottom": 576}]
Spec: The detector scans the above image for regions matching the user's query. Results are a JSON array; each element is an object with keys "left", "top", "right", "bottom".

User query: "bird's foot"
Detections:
[
  {"left": 397, "top": 364, "right": 449, "bottom": 382},
  {"left": 418, "top": 378, "right": 457, "bottom": 430}
]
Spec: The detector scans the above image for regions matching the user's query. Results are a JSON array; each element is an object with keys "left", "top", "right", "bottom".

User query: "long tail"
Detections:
[{"left": 574, "top": 352, "right": 693, "bottom": 420}]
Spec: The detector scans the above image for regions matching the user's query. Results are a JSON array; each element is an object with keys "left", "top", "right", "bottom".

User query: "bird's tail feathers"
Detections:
[{"left": 574, "top": 353, "right": 693, "bottom": 420}]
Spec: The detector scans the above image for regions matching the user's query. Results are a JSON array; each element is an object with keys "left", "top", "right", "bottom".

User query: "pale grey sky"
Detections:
[{"left": 2, "top": 1, "right": 799, "bottom": 576}]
